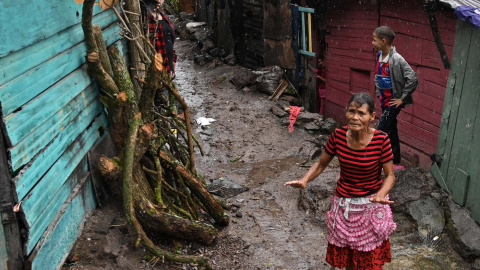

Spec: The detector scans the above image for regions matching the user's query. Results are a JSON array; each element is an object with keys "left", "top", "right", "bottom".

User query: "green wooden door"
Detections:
[{"left": 433, "top": 19, "right": 480, "bottom": 223}]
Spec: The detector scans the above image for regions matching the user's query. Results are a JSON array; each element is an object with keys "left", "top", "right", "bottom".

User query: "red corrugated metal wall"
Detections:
[{"left": 323, "top": 0, "right": 456, "bottom": 169}]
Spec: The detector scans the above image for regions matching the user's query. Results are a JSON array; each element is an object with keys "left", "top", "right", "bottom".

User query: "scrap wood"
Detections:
[{"left": 268, "top": 78, "right": 289, "bottom": 101}]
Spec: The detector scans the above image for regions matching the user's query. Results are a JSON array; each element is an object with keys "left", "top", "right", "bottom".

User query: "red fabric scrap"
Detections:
[{"left": 288, "top": 106, "right": 302, "bottom": 132}]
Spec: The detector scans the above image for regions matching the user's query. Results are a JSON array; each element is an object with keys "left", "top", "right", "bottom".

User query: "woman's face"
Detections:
[{"left": 346, "top": 103, "right": 375, "bottom": 132}]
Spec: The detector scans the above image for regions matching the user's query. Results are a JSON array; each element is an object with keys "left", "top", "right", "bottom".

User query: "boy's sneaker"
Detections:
[{"left": 393, "top": 165, "right": 405, "bottom": 170}]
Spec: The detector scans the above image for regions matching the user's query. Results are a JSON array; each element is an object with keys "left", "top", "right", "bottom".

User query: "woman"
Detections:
[
  {"left": 285, "top": 92, "right": 396, "bottom": 270},
  {"left": 145, "top": 0, "right": 177, "bottom": 75}
]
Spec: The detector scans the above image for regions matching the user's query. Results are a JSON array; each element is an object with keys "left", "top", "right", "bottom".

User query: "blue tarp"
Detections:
[{"left": 454, "top": 6, "right": 480, "bottom": 29}]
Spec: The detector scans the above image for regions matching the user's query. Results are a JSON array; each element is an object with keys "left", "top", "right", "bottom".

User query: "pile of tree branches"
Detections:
[{"left": 81, "top": 1, "right": 228, "bottom": 269}]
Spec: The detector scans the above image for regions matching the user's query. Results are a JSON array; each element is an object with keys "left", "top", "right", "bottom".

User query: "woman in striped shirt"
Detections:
[{"left": 285, "top": 92, "right": 396, "bottom": 270}]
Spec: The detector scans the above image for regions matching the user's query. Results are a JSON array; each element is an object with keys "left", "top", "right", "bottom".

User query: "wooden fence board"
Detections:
[
  {"left": 381, "top": 17, "right": 455, "bottom": 46},
  {"left": 417, "top": 66, "right": 449, "bottom": 88},
  {"left": 0, "top": 10, "right": 116, "bottom": 84},
  {"left": 9, "top": 85, "right": 100, "bottom": 172},
  {"left": 398, "top": 112, "right": 440, "bottom": 134},
  {"left": 421, "top": 39, "right": 454, "bottom": 70},
  {"left": 444, "top": 25, "right": 480, "bottom": 189},
  {"left": 436, "top": 20, "right": 472, "bottom": 179},
  {"left": 16, "top": 111, "right": 106, "bottom": 206},
  {"left": 329, "top": 27, "right": 373, "bottom": 39},
  {"left": 326, "top": 79, "right": 350, "bottom": 94},
  {"left": 380, "top": 4, "right": 429, "bottom": 25},
  {"left": 21, "top": 115, "right": 105, "bottom": 249},
  {"left": 0, "top": 1, "right": 112, "bottom": 57},
  {"left": 397, "top": 119, "right": 438, "bottom": 147},
  {"left": 28, "top": 174, "right": 96, "bottom": 269},
  {"left": 420, "top": 79, "right": 448, "bottom": 100},
  {"left": 24, "top": 158, "right": 90, "bottom": 255},
  {"left": 9, "top": 86, "right": 100, "bottom": 170},
  {"left": 409, "top": 104, "right": 442, "bottom": 127},
  {"left": 466, "top": 95, "right": 480, "bottom": 222},
  {"left": 398, "top": 130, "right": 437, "bottom": 155},
  {"left": 412, "top": 92, "right": 445, "bottom": 115},
  {"left": 4, "top": 66, "right": 93, "bottom": 145},
  {"left": 391, "top": 35, "right": 423, "bottom": 66},
  {"left": 325, "top": 37, "right": 374, "bottom": 52},
  {"left": 325, "top": 101, "right": 348, "bottom": 125},
  {"left": 328, "top": 47, "right": 374, "bottom": 61},
  {"left": 0, "top": 23, "right": 120, "bottom": 116},
  {"left": 325, "top": 35, "right": 372, "bottom": 45},
  {"left": 327, "top": 10, "right": 378, "bottom": 21}
]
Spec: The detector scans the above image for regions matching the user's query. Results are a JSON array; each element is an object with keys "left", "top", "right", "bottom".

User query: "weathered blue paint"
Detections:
[
  {"left": 21, "top": 114, "right": 106, "bottom": 226},
  {"left": 9, "top": 85, "right": 101, "bottom": 172},
  {"left": 0, "top": 23, "right": 120, "bottom": 116},
  {"left": 25, "top": 158, "right": 89, "bottom": 255},
  {"left": 30, "top": 173, "right": 97, "bottom": 270},
  {"left": 0, "top": 0, "right": 123, "bottom": 265},
  {"left": 13, "top": 95, "right": 103, "bottom": 199},
  {"left": 22, "top": 115, "right": 106, "bottom": 254},
  {"left": 0, "top": 10, "right": 117, "bottom": 85},
  {"left": 0, "top": 1, "right": 107, "bottom": 57}
]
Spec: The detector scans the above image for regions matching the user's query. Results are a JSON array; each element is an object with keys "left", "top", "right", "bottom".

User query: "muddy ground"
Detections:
[{"left": 63, "top": 38, "right": 474, "bottom": 270}]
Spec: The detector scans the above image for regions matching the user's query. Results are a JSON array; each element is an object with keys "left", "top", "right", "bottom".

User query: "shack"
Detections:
[
  {"left": 198, "top": 0, "right": 458, "bottom": 169},
  {"left": 431, "top": 1, "right": 480, "bottom": 224},
  {"left": 0, "top": 1, "right": 121, "bottom": 268}
]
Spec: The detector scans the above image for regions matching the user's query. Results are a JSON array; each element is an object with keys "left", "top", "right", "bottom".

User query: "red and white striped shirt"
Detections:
[{"left": 325, "top": 126, "right": 393, "bottom": 198}]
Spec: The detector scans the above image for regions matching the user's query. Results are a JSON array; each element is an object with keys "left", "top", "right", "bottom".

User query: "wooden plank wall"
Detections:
[
  {"left": 0, "top": 1, "right": 122, "bottom": 268},
  {"left": 324, "top": 0, "right": 456, "bottom": 169},
  {"left": 434, "top": 20, "right": 480, "bottom": 223},
  {"left": 243, "top": 0, "right": 265, "bottom": 68}
]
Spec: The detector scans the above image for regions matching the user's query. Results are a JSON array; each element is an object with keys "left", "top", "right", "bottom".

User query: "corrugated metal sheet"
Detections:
[{"left": 440, "top": 0, "right": 480, "bottom": 8}]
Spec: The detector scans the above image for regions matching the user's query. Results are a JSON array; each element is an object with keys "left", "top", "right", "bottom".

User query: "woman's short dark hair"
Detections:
[
  {"left": 348, "top": 92, "right": 375, "bottom": 114},
  {"left": 374, "top": 26, "right": 395, "bottom": 44}
]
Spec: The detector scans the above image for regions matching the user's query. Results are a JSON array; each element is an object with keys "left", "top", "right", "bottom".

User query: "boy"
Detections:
[{"left": 372, "top": 26, "right": 418, "bottom": 169}]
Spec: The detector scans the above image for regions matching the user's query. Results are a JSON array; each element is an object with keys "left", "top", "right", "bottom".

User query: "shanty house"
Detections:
[{"left": 0, "top": 1, "right": 121, "bottom": 268}]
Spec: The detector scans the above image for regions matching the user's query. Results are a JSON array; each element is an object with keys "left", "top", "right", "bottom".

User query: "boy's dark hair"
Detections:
[
  {"left": 348, "top": 92, "right": 375, "bottom": 114},
  {"left": 374, "top": 26, "right": 395, "bottom": 44}
]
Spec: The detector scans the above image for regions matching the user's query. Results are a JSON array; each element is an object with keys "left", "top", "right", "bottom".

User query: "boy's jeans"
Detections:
[{"left": 376, "top": 106, "right": 402, "bottom": 164}]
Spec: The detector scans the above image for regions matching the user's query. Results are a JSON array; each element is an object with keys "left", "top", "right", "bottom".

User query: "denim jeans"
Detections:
[{"left": 376, "top": 106, "right": 402, "bottom": 164}]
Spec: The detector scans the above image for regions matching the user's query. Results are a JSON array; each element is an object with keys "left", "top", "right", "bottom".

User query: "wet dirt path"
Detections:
[
  {"left": 174, "top": 39, "right": 333, "bottom": 270},
  {"left": 64, "top": 38, "right": 473, "bottom": 270},
  {"left": 174, "top": 39, "right": 472, "bottom": 270}
]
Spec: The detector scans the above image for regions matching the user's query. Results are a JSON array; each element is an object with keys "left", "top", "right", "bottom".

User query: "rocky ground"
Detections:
[{"left": 62, "top": 19, "right": 479, "bottom": 270}]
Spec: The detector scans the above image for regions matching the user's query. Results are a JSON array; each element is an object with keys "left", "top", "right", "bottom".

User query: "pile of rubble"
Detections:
[{"left": 174, "top": 12, "right": 237, "bottom": 67}]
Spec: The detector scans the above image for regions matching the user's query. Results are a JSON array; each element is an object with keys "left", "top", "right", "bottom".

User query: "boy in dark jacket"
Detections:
[{"left": 372, "top": 26, "right": 418, "bottom": 168}]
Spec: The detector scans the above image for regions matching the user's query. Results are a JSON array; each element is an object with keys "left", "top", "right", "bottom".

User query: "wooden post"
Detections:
[{"left": 0, "top": 128, "right": 24, "bottom": 269}]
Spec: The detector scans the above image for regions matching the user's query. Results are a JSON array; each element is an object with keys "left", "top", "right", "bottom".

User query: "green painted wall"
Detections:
[{"left": 433, "top": 19, "right": 480, "bottom": 223}]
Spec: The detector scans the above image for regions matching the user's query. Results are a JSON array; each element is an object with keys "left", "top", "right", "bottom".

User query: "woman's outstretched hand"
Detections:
[
  {"left": 369, "top": 193, "right": 394, "bottom": 204},
  {"left": 284, "top": 180, "right": 307, "bottom": 189}
]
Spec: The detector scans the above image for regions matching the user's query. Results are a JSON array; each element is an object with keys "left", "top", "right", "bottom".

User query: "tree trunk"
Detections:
[{"left": 81, "top": 1, "right": 228, "bottom": 267}]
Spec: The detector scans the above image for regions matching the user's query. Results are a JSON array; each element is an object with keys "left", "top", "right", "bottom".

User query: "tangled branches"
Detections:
[{"left": 81, "top": 0, "right": 228, "bottom": 268}]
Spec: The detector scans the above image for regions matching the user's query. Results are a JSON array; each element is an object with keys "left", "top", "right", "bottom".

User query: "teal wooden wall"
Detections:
[
  {"left": 0, "top": 1, "right": 122, "bottom": 268},
  {"left": 432, "top": 19, "right": 480, "bottom": 224}
]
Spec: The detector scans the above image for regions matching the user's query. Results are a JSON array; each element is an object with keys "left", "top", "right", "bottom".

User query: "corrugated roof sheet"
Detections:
[{"left": 440, "top": 0, "right": 480, "bottom": 9}]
